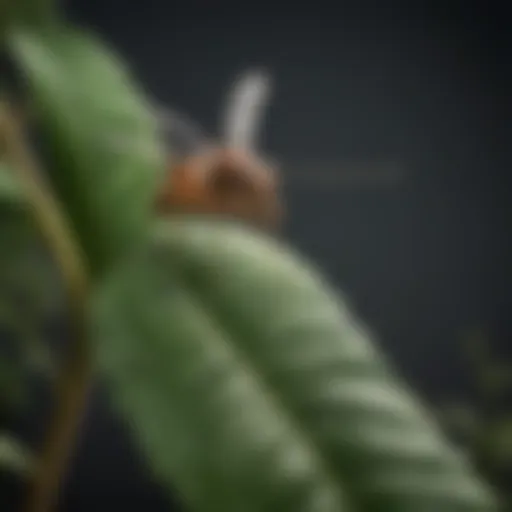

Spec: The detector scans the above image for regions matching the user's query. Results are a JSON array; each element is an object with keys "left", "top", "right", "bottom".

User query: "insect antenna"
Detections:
[{"left": 220, "top": 69, "right": 272, "bottom": 152}]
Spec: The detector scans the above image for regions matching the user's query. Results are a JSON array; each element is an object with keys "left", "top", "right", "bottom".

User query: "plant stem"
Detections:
[{"left": 0, "top": 102, "right": 91, "bottom": 512}]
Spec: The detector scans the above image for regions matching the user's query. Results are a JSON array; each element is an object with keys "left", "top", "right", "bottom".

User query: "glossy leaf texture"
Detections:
[
  {"left": 7, "top": 26, "right": 165, "bottom": 276},
  {"left": 91, "top": 217, "right": 499, "bottom": 512}
]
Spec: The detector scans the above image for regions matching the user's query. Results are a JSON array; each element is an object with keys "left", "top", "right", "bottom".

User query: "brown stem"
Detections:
[{"left": 0, "top": 102, "right": 91, "bottom": 512}]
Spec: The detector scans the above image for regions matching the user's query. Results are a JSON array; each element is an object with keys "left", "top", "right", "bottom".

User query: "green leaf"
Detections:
[
  {"left": 92, "top": 218, "right": 499, "bottom": 512},
  {"left": 0, "top": 222, "right": 62, "bottom": 314},
  {"left": 479, "top": 363, "right": 512, "bottom": 397},
  {"left": 0, "top": 0, "right": 57, "bottom": 40},
  {"left": 0, "top": 165, "right": 62, "bottom": 320},
  {"left": 8, "top": 27, "right": 165, "bottom": 277},
  {"left": 0, "top": 356, "right": 28, "bottom": 411},
  {"left": 0, "top": 164, "right": 59, "bottom": 390},
  {"left": 0, "top": 432, "right": 33, "bottom": 475},
  {"left": 12, "top": 0, "right": 57, "bottom": 26},
  {"left": 0, "top": 162, "right": 25, "bottom": 211},
  {"left": 481, "top": 417, "right": 512, "bottom": 467},
  {"left": 0, "top": 295, "right": 57, "bottom": 376}
]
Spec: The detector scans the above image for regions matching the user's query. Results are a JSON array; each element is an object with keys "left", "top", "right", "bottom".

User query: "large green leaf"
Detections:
[
  {"left": 92, "top": 218, "right": 499, "bottom": 512},
  {"left": 7, "top": 27, "right": 165, "bottom": 276}
]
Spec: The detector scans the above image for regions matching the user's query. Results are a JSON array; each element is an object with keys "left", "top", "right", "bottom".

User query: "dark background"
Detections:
[{"left": 7, "top": 1, "right": 512, "bottom": 510}]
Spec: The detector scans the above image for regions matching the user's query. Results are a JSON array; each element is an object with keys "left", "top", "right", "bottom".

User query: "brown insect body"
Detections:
[
  {"left": 154, "top": 70, "right": 283, "bottom": 231},
  {"left": 155, "top": 146, "right": 283, "bottom": 230}
]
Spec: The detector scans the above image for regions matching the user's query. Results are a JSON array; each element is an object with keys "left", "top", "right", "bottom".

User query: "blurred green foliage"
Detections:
[
  {"left": 0, "top": 161, "right": 60, "bottom": 476},
  {"left": 0, "top": 0, "right": 505, "bottom": 510},
  {"left": 0, "top": 432, "right": 33, "bottom": 475},
  {"left": 437, "top": 329, "right": 512, "bottom": 505}
]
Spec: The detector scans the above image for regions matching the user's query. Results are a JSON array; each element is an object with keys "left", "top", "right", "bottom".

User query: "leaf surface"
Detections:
[
  {"left": 8, "top": 27, "right": 165, "bottom": 276},
  {"left": 92, "top": 218, "right": 499, "bottom": 512}
]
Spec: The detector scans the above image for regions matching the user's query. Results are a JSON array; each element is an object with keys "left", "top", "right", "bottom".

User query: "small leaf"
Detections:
[
  {"left": 92, "top": 218, "right": 498, "bottom": 512},
  {"left": 0, "top": 204, "right": 62, "bottom": 322},
  {"left": 482, "top": 418, "right": 512, "bottom": 467},
  {"left": 0, "top": 357, "right": 27, "bottom": 411},
  {"left": 0, "top": 298, "right": 56, "bottom": 396},
  {"left": 0, "top": 165, "right": 59, "bottom": 386},
  {"left": 0, "top": 432, "right": 33, "bottom": 475},
  {"left": 8, "top": 27, "right": 165, "bottom": 276},
  {"left": 479, "top": 363, "right": 512, "bottom": 397},
  {"left": 0, "top": 162, "right": 25, "bottom": 211},
  {"left": 0, "top": 0, "right": 57, "bottom": 29}
]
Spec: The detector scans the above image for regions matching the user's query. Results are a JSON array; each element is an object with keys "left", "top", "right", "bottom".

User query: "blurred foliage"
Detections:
[
  {"left": 437, "top": 329, "right": 512, "bottom": 505},
  {"left": 7, "top": 27, "right": 165, "bottom": 278},
  {"left": 463, "top": 329, "right": 512, "bottom": 398},
  {"left": 91, "top": 218, "right": 500, "bottom": 511},
  {"left": 0, "top": 161, "right": 60, "bottom": 477},
  {"left": 0, "top": 1, "right": 505, "bottom": 511},
  {"left": 0, "top": 0, "right": 57, "bottom": 36},
  {"left": 0, "top": 162, "right": 23, "bottom": 207},
  {"left": 0, "top": 432, "right": 33, "bottom": 475}
]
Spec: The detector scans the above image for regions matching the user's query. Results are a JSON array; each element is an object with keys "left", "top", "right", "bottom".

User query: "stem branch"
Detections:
[{"left": 0, "top": 102, "right": 91, "bottom": 512}]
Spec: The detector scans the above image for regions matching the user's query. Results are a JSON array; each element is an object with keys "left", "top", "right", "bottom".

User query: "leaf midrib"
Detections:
[{"left": 162, "top": 260, "right": 352, "bottom": 511}]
